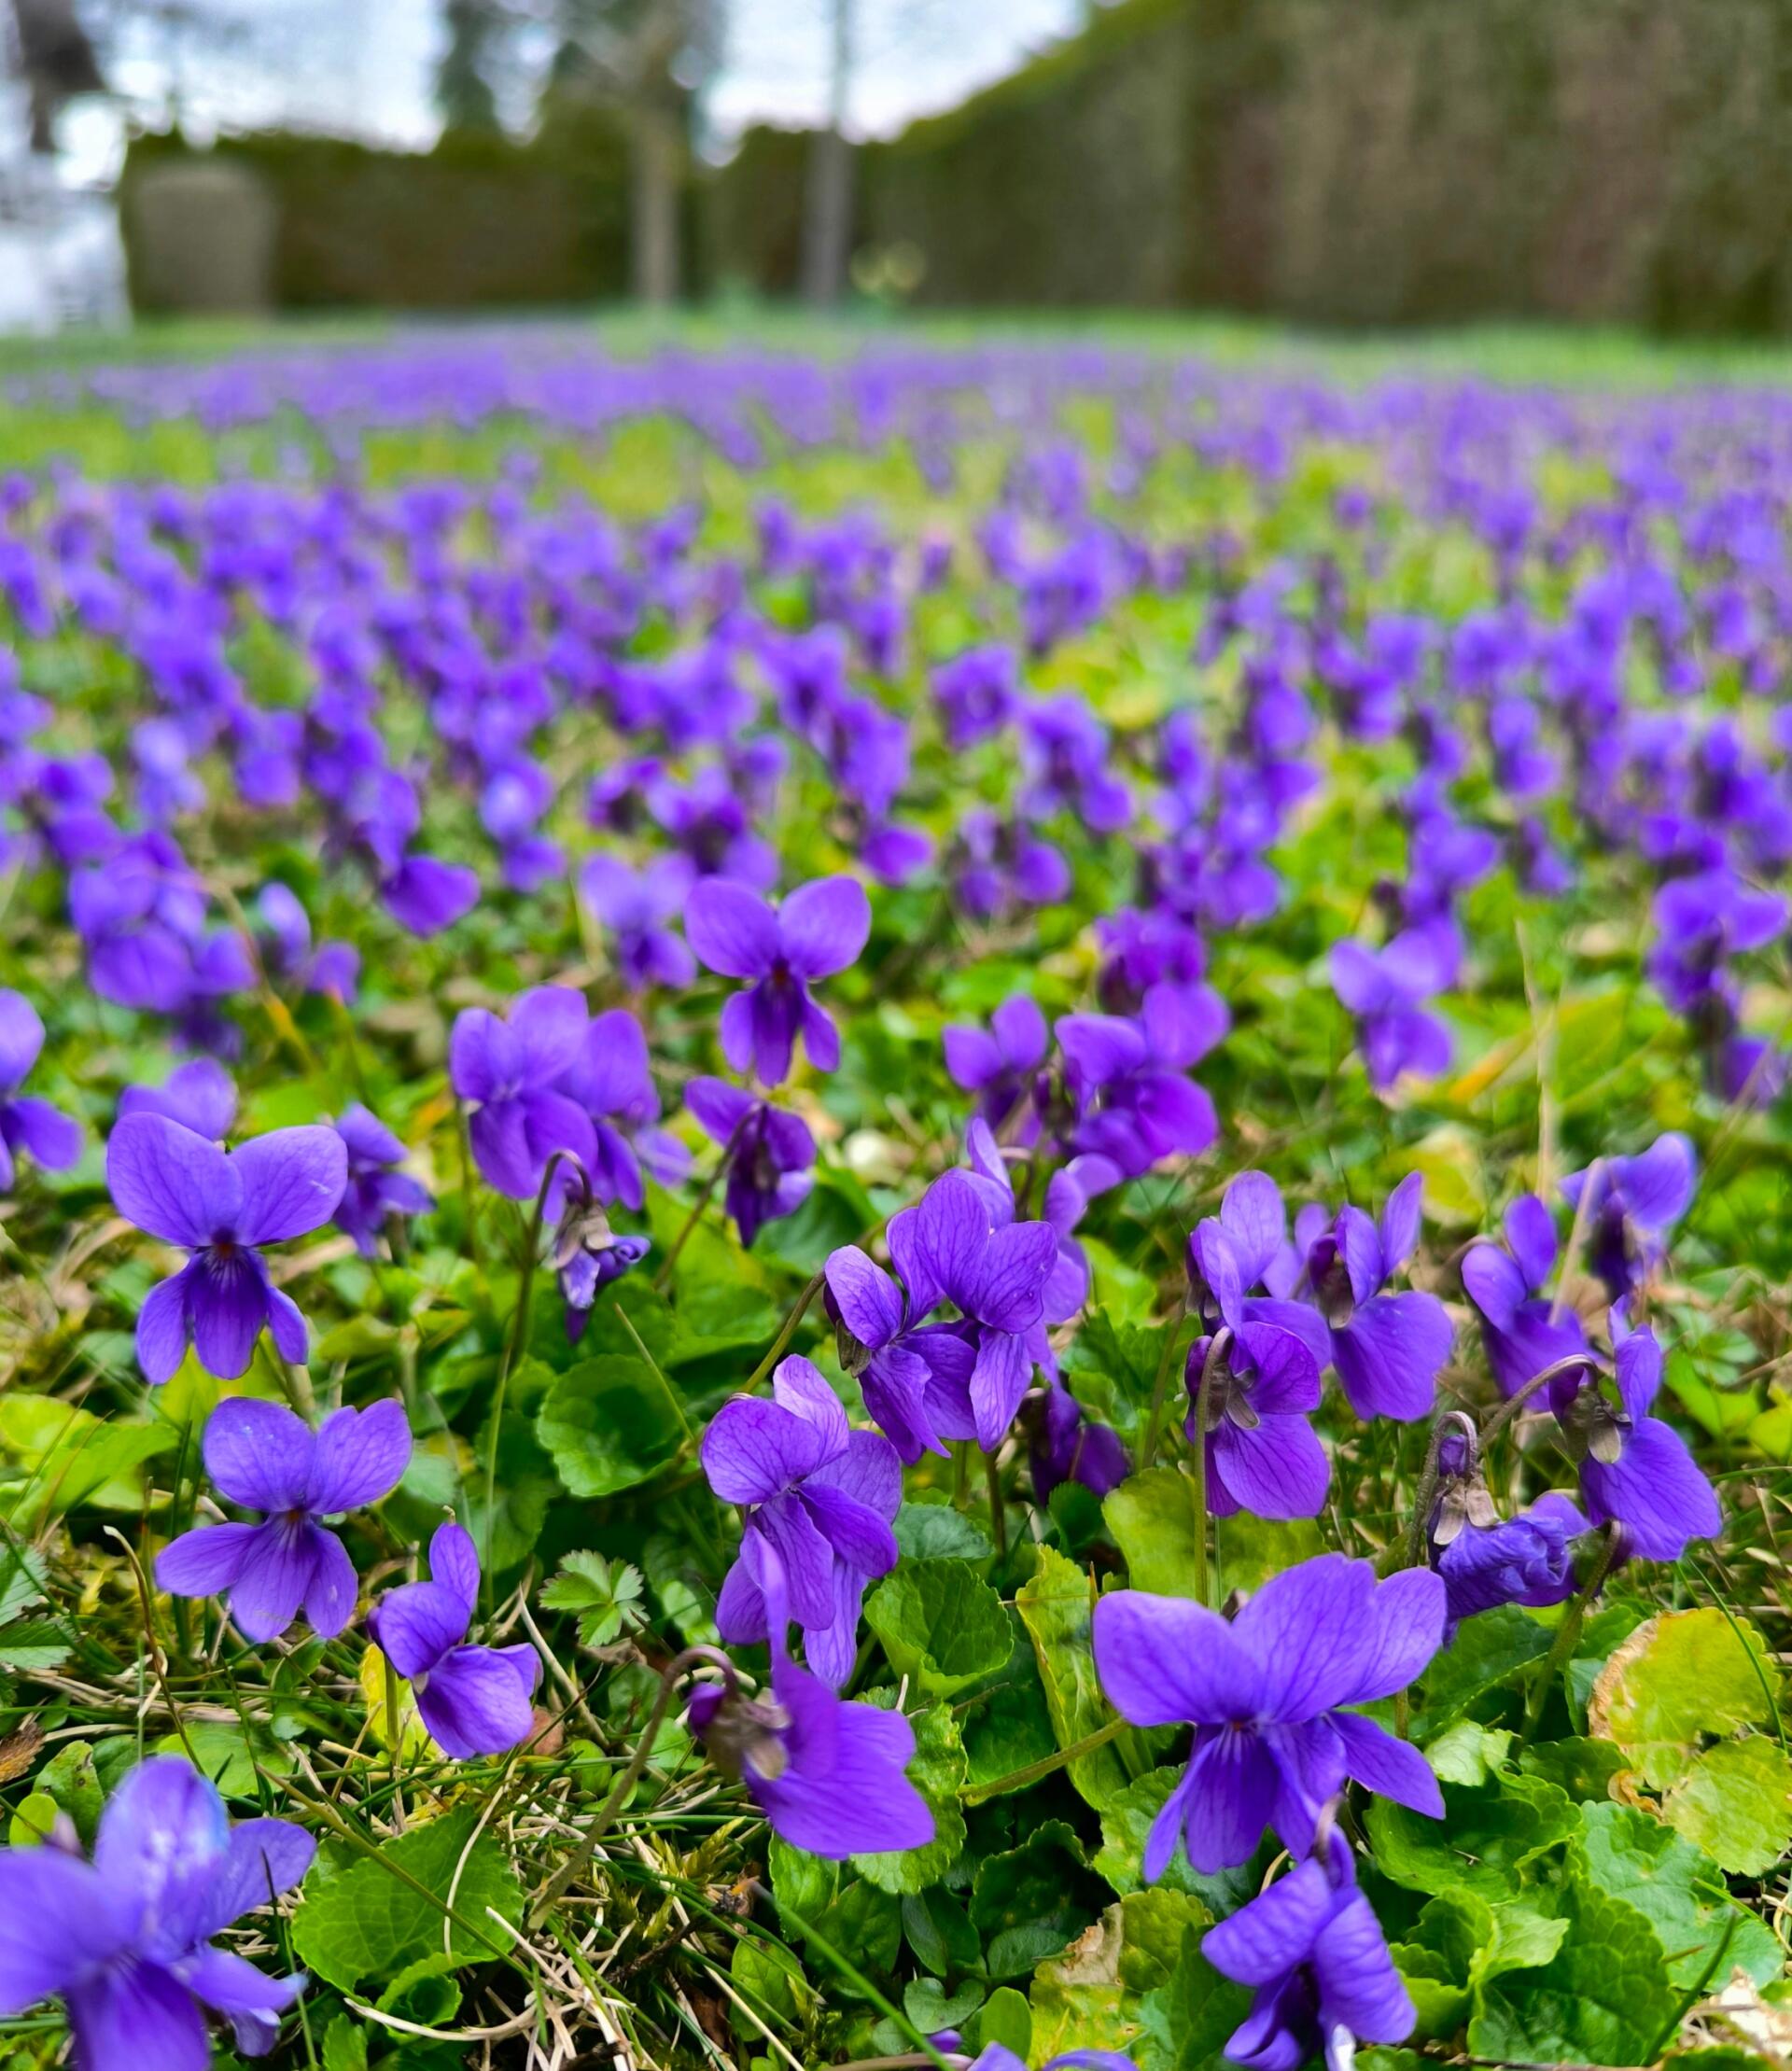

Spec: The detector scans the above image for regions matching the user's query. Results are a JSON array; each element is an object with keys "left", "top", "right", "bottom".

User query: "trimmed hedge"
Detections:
[
  {"left": 712, "top": 0, "right": 1792, "bottom": 333},
  {"left": 121, "top": 119, "right": 635, "bottom": 313}
]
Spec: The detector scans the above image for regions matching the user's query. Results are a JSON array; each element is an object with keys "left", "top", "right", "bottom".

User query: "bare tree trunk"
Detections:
[
  {"left": 629, "top": 102, "right": 680, "bottom": 305},
  {"left": 802, "top": 0, "right": 854, "bottom": 307}
]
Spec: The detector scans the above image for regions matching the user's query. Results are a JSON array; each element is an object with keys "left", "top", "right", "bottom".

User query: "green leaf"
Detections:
[
  {"left": 152, "top": 1721, "right": 293, "bottom": 1800},
  {"left": 1589, "top": 1608, "right": 1781, "bottom": 1788},
  {"left": 0, "top": 1615, "right": 70, "bottom": 1671},
  {"left": 1133, "top": 1910, "right": 1252, "bottom": 2071},
  {"left": 893, "top": 1499, "right": 992, "bottom": 1562},
  {"left": 1104, "top": 1468, "right": 1208, "bottom": 1599},
  {"left": 851, "top": 1696, "right": 966, "bottom": 1895},
  {"left": 463, "top": 1389, "right": 557, "bottom": 1574},
  {"left": 1415, "top": 1603, "right": 1551, "bottom": 1729},
  {"left": 8, "top": 1790, "right": 57, "bottom": 1846},
  {"left": 37, "top": 1740, "right": 103, "bottom": 1844},
  {"left": 1573, "top": 1801, "right": 1784, "bottom": 1990},
  {"left": 0, "top": 1396, "right": 176, "bottom": 1518},
  {"left": 376, "top": 1953, "right": 463, "bottom": 2027},
  {"left": 1519, "top": 1735, "right": 1631, "bottom": 1802},
  {"left": 0, "top": 1540, "right": 46, "bottom": 1623},
  {"left": 539, "top": 1550, "right": 646, "bottom": 1649},
  {"left": 971, "top": 1820, "right": 1093, "bottom": 1978},
  {"left": 1424, "top": 1719, "right": 1515, "bottom": 1786},
  {"left": 291, "top": 1805, "right": 525, "bottom": 1992},
  {"left": 863, "top": 1558, "right": 1012, "bottom": 1698},
  {"left": 962, "top": 1610, "right": 1058, "bottom": 1789},
  {"left": 1367, "top": 1771, "right": 1580, "bottom": 1899},
  {"left": 1017, "top": 1546, "right": 1142, "bottom": 1811},
  {"left": 642, "top": 1531, "right": 720, "bottom": 1650},
  {"left": 731, "top": 1934, "right": 815, "bottom": 2033},
  {"left": 1469, "top": 1868, "right": 1680, "bottom": 2068},
  {"left": 320, "top": 2014, "right": 369, "bottom": 2071},
  {"left": 1661, "top": 1737, "right": 1792, "bottom": 1877},
  {"left": 536, "top": 1353, "right": 685, "bottom": 1499},
  {"left": 966, "top": 1984, "right": 1032, "bottom": 2059},
  {"left": 1210, "top": 1514, "right": 1325, "bottom": 1599},
  {"left": 903, "top": 1883, "right": 979, "bottom": 1978}
]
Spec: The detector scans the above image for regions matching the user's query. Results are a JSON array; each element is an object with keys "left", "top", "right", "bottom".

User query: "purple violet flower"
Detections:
[
  {"left": 1057, "top": 987, "right": 1223, "bottom": 1181},
  {"left": 367, "top": 1522, "right": 541, "bottom": 1758},
  {"left": 156, "top": 1396, "right": 412, "bottom": 1641},
  {"left": 449, "top": 985, "right": 594, "bottom": 1203},
  {"left": 0, "top": 1756, "right": 315, "bottom": 2064},
  {"left": 0, "top": 988, "right": 82, "bottom": 1188},
  {"left": 886, "top": 1166, "right": 1058, "bottom": 1451},
  {"left": 1023, "top": 1379, "right": 1128, "bottom": 1504},
  {"left": 1560, "top": 1133, "right": 1696, "bottom": 1303},
  {"left": 579, "top": 852, "right": 697, "bottom": 991},
  {"left": 106, "top": 1113, "right": 348, "bottom": 1383},
  {"left": 552, "top": 1168, "right": 651, "bottom": 1337},
  {"left": 1569, "top": 1317, "right": 1721, "bottom": 1562},
  {"left": 1201, "top": 1826, "right": 1416, "bottom": 2071},
  {"left": 330, "top": 1103, "right": 433, "bottom": 1257},
  {"left": 704, "top": 1353, "right": 901, "bottom": 1687},
  {"left": 1092, "top": 1556, "right": 1446, "bottom": 1878},
  {"left": 1461, "top": 1195, "right": 1589, "bottom": 1396},
  {"left": 686, "top": 1076, "right": 816, "bottom": 1247},
  {"left": 1329, "top": 928, "right": 1453, "bottom": 1090},
  {"left": 1433, "top": 1492, "right": 1586, "bottom": 1632},
  {"left": 684, "top": 874, "right": 871, "bottom": 1085},
  {"left": 1184, "top": 1216, "right": 1329, "bottom": 1520},
  {"left": 944, "top": 994, "right": 1048, "bottom": 1138},
  {"left": 118, "top": 1056, "right": 237, "bottom": 1141},
  {"left": 686, "top": 1545, "right": 932, "bottom": 1858},
  {"left": 1301, "top": 1175, "right": 1453, "bottom": 1422},
  {"left": 559, "top": 1007, "right": 691, "bottom": 1209}
]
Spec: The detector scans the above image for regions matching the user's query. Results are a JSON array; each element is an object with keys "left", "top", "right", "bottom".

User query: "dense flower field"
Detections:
[{"left": 0, "top": 333, "right": 1787, "bottom": 2071}]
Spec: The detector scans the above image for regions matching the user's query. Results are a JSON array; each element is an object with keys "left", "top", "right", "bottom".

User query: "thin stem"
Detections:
[
  {"left": 984, "top": 1447, "right": 1008, "bottom": 1562},
  {"left": 1519, "top": 1522, "right": 1620, "bottom": 1748},
  {"left": 741, "top": 1269, "right": 828, "bottom": 1393},
  {"left": 1188, "top": 1326, "right": 1227, "bottom": 1606},
  {"left": 961, "top": 1713, "right": 1129, "bottom": 1805},
  {"left": 1137, "top": 1297, "right": 1189, "bottom": 1471},
  {"left": 103, "top": 1526, "right": 199, "bottom": 1768},
  {"left": 752, "top": 1882, "right": 949, "bottom": 2070},
  {"left": 615, "top": 1301, "right": 694, "bottom": 1446},
  {"left": 385, "top": 1651, "right": 406, "bottom": 1830},
  {"left": 1479, "top": 1349, "right": 1598, "bottom": 1448},
  {"left": 652, "top": 1112, "right": 749, "bottom": 1294},
  {"left": 455, "top": 1101, "right": 483, "bottom": 1274},
  {"left": 484, "top": 1151, "right": 571, "bottom": 1607},
  {"left": 1547, "top": 1155, "right": 1603, "bottom": 1327},
  {"left": 527, "top": 1644, "right": 736, "bottom": 1928},
  {"left": 278, "top": 1359, "right": 316, "bottom": 1421}
]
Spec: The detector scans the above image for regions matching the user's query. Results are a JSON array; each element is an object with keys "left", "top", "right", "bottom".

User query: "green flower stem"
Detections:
[
  {"left": 1136, "top": 1297, "right": 1190, "bottom": 1472},
  {"left": 653, "top": 1109, "right": 749, "bottom": 1294},
  {"left": 960, "top": 1713, "right": 1128, "bottom": 1805},
  {"left": 1519, "top": 1520, "right": 1621, "bottom": 1747},
  {"left": 1188, "top": 1325, "right": 1227, "bottom": 1606},
  {"left": 741, "top": 1267, "right": 828, "bottom": 1393},
  {"left": 984, "top": 1445, "right": 1009, "bottom": 1561},
  {"left": 484, "top": 1149, "right": 576, "bottom": 1606}
]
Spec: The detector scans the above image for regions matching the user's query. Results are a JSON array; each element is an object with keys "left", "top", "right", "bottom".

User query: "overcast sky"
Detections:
[{"left": 54, "top": 0, "right": 1088, "bottom": 183}]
